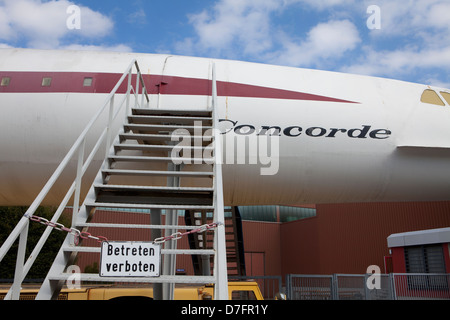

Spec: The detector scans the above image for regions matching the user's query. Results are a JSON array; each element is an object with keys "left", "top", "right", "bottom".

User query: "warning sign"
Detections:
[{"left": 100, "top": 242, "right": 160, "bottom": 277}]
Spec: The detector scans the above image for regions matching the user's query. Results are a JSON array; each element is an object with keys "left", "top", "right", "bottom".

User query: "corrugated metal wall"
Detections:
[
  {"left": 75, "top": 202, "right": 450, "bottom": 278},
  {"left": 241, "top": 221, "right": 282, "bottom": 276},
  {"left": 280, "top": 201, "right": 450, "bottom": 275}
]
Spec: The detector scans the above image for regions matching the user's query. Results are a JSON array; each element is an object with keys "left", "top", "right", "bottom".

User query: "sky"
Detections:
[{"left": 0, "top": 0, "right": 449, "bottom": 88}]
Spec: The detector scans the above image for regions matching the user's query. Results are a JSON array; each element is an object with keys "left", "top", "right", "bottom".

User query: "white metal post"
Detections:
[
  {"left": 105, "top": 95, "right": 115, "bottom": 158},
  {"left": 211, "top": 63, "right": 229, "bottom": 300},
  {"left": 126, "top": 70, "right": 132, "bottom": 116},
  {"left": 72, "top": 138, "right": 86, "bottom": 230},
  {"left": 135, "top": 64, "right": 140, "bottom": 108},
  {"left": 162, "top": 162, "right": 180, "bottom": 300},
  {"left": 11, "top": 219, "right": 29, "bottom": 300},
  {"left": 141, "top": 82, "right": 146, "bottom": 108}
]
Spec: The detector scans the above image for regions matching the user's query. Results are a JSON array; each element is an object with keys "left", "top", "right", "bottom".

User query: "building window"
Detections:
[
  {"left": 1, "top": 77, "right": 11, "bottom": 87},
  {"left": 405, "top": 244, "right": 446, "bottom": 273},
  {"left": 83, "top": 77, "right": 93, "bottom": 87},
  {"left": 404, "top": 244, "right": 448, "bottom": 290},
  {"left": 41, "top": 77, "right": 52, "bottom": 87},
  {"left": 420, "top": 89, "right": 445, "bottom": 106}
]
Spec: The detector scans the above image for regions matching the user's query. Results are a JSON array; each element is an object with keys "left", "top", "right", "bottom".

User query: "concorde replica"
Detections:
[
  {"left": 1, "top": 48, "right": 449, "bottom": 206},
  {"left": 1, "top": 48, "right": 450, "bottom": 300}
]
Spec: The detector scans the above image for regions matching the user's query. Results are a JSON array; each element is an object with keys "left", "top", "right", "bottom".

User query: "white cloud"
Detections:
[
  {"left": 290, "top": 0, "right": 356, "bottom": 11},
  {"left": 0, "top": 0, "right": 117, "bottom": 50},
  {"left": 270, "top": 19, "right": 361, "bottom": 67},
  {"left": 342, "top": 46, "right": 450, "bottom": 77},
  {"left": 363, "top": 0, "right": 450, "bottom": 43},
  {"left": 186, "top": 0, "right": 280, "bottom": 58},
  {"left": 169, "top": 0, "right": 450, "bottom": 86},
  {"left": 127, "top": 9, "right": 147, "bottom": 25},
  {"left": 341, "top": 0, "right": 450, "bottom": 86},
  {"left": 0, "top": 5, "right": 14, "bottom": 40},
  {"left": 427, "top": 2, "right": 450, "bottom": 30},
  {"left": 175, "top": 0, "right": 360, "bottom": 68}
]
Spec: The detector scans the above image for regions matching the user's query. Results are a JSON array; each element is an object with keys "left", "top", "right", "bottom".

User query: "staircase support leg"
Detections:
[
  {"left": 162, "top": 209, "right": 177, "bottom": 300},
  {"left": 213, "top": 170, "right": 228, "bottom": 299},
  {"left": 161, "top": 162, "right": 181, "bottom": 300},
  {"left": 201, "top": 254, "right": 211, "bottom": 276},
  {"left": 214, "top": 221, "right": 229, "bottom": 299},
  {"left": 151, "top": 209, "right": 163, "bottom": 300}
]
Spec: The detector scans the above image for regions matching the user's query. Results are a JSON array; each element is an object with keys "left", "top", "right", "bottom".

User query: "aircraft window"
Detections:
[
  {"left": 1, "top": 77, "right": 11, "bottom": 87},
  {"left": 41, "top": 77, "right": 52, "bottom": 87},
  {"left": 83, "top": 77, "right": 93, "bottom": 87},
  {"left": 440, "top": 92, "right": 450, "bottom": 105},
  {"left": 420, "top": 89, "right": 445, "bottom": 106}
]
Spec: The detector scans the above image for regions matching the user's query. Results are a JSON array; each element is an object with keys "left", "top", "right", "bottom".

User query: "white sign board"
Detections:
[{"left": 100, "top": 241, "right": 160, "bottom": 277}]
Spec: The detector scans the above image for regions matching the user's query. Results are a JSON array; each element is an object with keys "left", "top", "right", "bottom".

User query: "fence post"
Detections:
[
  {"left": 364, "top": 273, "right": 369, "bottom": 300},
  {"left": 332, "top": 274, "right": 338, "bottom": 300},
  {"left": 390, "top": 274, "right": 397, "bottom": 300}
]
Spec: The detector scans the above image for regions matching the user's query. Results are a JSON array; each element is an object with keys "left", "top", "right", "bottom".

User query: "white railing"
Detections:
[
  {"left": 210, "top": 63, "right": 228, "bottom": 300},
  {"left": 0, "top": 60, "right": 149, "bottom": 300}
]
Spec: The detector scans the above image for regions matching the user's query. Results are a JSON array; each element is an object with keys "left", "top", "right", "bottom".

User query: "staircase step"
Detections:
[
  {"left": 128, "top": 115, "right": 213, "bottom": 125},
  {"left": 85, "top": 202, "right": 215, "bottom": 211},
  {"left": 102, "top": 169, "right": 213, "bottom": 178},
  {"left": 94, "top": 184, "right": 214, "bottom": 205},
  {"left": 76, "top": 222, "right": 213, "bottom": 230},
  {"left": 132, "top": 108, "right": 212, "bottom": 118},
  {"left": 119, "top": 133, "right": 212, "bottom": 143},
  {"left": 95, "top": 184, "right": 214, "bottom": 193},
  {"left": 108, "top": 155, "right": 214, "bottom": 164},
  {"left": 50, "top": 274, "right": 216, "bottom": 284},
  {"left": 124, "top": 123, "right": 213, "bottom": 133},
  {"left": 114, "top": 143, "right": 213, "bottom": 153}
]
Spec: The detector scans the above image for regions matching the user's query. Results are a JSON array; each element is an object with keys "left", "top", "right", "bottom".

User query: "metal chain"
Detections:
[
  {"left": 153, "top": 222, "right": 222, "bottom": 245},
  {"left": 29, "top": 215, "right": 108, "bottom": 245},
  {"left": 29, "top": 215, "right": 221, "bottom": 246}
]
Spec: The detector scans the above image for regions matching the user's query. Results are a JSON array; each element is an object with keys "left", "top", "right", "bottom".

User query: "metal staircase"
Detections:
[
  {"left": 186, "top": 207, "right": 246, "bottom": 277},
  {"left": 0, "top": 60, "right": 229, "bottom": 300}
]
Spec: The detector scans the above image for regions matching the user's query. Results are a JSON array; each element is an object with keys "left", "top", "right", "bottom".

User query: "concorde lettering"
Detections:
[
  {"left": 220, "top": 119, "right": 392, "bottom": 139},
  {"left": 0, "top": 48, "right": 450, "bottom": 206}
]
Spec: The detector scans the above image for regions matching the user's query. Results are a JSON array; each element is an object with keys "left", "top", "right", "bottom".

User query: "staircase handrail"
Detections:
[
  {"left": 0, "top": 59, "right": 149, "bottom": 299},
  {"left": 210, "top": 62, "right": 229, "bottom": 300}
]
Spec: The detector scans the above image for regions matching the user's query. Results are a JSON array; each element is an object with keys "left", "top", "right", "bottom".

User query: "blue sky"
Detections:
[{"left": 1, "top": 0, "right": 450, "bottom": 88}]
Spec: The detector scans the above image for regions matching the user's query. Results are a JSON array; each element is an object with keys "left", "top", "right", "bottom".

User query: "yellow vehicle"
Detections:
[{"left": 0, "top": 281, "right": 264, "bottom": 301}]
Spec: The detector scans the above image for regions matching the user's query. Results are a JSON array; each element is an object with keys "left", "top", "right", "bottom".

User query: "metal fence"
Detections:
[
  {"left": 392, "top": 273, "right": 450, "bottom": 300},
  {"left": 286, "top": 273, "right": 450, "bottom": 300}
]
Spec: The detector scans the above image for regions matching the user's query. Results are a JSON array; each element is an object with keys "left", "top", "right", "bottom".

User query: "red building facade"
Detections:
[
  {"left": 242, "top": 201, "right": 450, "bottom": 277},
  {"left": 76, "top": 201, "right": 450, "bottom": 278}
]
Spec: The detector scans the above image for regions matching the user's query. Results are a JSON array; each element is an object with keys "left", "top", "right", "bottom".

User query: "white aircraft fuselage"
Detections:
[{"left": 1, "top": 48, "right": 450, "bottom": 206}]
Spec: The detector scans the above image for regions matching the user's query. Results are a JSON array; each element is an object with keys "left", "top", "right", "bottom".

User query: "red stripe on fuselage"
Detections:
[{"left": 0, "top": 71, "right": 358, "bottom": 103}]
